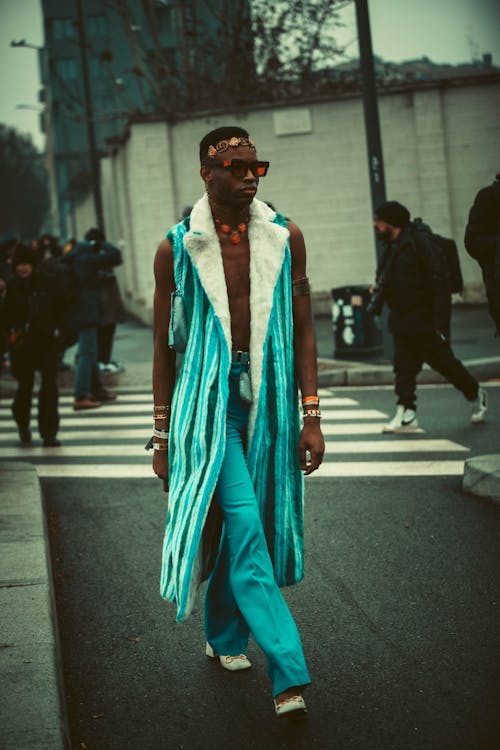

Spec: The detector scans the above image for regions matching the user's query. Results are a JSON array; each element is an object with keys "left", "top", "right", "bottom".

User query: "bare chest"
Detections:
[
  {"left": 220, "top": 236, "right": 250, "bottom": 349},
  {"left": 220, "top": 237, "right": 250, "bottom": 301}
]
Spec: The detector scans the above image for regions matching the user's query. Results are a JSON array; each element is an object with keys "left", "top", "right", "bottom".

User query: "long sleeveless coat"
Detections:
[{"left": 160, "top": 195, "right": 304, "bottom": 621}]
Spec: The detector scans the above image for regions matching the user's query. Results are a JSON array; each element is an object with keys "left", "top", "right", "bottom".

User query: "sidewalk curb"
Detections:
[
  {"left": 1, "top": 355, "right": 499, "bottom": 396},
  {"left": 0, "top": 463, "right": 70, "bottom": 749},
  {"left": 463, "top": 454, "right": 500, "bottom": 507},
  {"left": 318, "top": 357, "right": 500, "bottom": 388}
]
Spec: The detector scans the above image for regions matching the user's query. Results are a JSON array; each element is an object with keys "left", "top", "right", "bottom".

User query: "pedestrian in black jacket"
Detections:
[
  {"left": 3, "top": 243, "right": 66, "bottom": 446},
  {"left": 464, "top": 173, "right": 500, "bottom": 336},
  {"left": 65, "top": 229, "right": 122, "bottom": 410},
  {"left": 371, "top": 201, "right": 487, "bottom": 432}
]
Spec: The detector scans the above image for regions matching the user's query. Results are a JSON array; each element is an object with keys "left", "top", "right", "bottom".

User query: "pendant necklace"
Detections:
[{"left": 215, "top": 218, "right": 249, "bottom": 245}]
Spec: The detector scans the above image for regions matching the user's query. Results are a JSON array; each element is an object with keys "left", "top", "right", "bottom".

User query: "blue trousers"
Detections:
[
  {"left": 74, "top": 326, "right": 100, "bottom": 400},
  {"left": 204, "top": 363, "right": 310, "bottom": 697}
]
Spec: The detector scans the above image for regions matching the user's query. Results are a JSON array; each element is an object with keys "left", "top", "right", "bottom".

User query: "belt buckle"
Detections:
[{"left": 232, "top": 350, "right": 249, "bottom": 365}]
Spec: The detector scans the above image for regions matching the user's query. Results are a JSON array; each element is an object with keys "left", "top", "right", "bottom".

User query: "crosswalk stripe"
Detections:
[
  {"left": 33, "top": 460, "right": 466, "bottom": 479},
  {"left": 0, "top": 438, "right": 468, "bottom": 458},
  {"left": 35, "top": 464, "right": 153, "bottom": 478},
  {"left": 43, "top": 403, "right": 153, "bottom": 415},
  {"left": 0, "top": 415, "right": 150, "bottom": 427},
  {"left": 309, "top": 461, "right": 466, "bottom": 477},
  {"left": 323, "top": 439, "right": 468, "bottom": 454},
  {"left": 0, "top": 423, "right": 404, "bottom": 439},
  {"left": 58, "top": 393, "right": 153, "bottom": 403},
  {"left": 321, "top": 423, "right": 416, "bottom": 435},
  {"left": 0, "top": 428, "right": 149, "bottom": 442},
  {"left": 319, "top": 409, "right": 387, "bottom": 420},
  {"left": 0, "top": 445, "right": 150, "bottom": 458}
]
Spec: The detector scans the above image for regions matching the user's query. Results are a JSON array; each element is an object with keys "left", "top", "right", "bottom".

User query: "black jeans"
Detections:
[
  {"left": 10, "top": 339, "right": 59, "bottom": 440},
  {"left": 98, "top": 323, "right": 116, "bottom": 364},
  {"left": 393, "top": 331, "right": 479, "bottom": 410}
]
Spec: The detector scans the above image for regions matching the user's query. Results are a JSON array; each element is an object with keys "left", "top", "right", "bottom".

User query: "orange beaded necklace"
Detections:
[{"left": 215, "top": 219, "right": 248, "bottom": 245}]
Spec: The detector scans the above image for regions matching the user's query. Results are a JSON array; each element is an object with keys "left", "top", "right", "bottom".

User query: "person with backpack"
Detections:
[
  {"left": 464, "top": 172, "right": 500, "bottom": 336},
  {"left": 65, "top": 228, "right": 122, "bottom": 410},
  {"left": 370, "top": 201, "right": 487, "bottom": 432}
]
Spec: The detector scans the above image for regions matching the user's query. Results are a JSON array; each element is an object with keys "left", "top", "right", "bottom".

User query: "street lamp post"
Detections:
[
  {"left": 355, "top": 0, "right": 392, "bottom": 358},
  {"left": 355, "top": 0, "right": 386, "bottom": 224},
  {"left": 75, "top": 0, "right": 105, "bottom": 233}
]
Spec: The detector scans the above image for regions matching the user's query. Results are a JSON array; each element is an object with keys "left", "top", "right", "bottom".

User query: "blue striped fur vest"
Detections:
[{"left": 160, "top": 194, "right": 304, "bottom": 621}]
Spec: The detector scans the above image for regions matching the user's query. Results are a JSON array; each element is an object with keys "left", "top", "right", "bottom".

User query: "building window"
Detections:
[
  {"left": 52, "top": 18, "right": 76, "bottom": 40},
  {"left": 89, "top": 57, "right": 102, "bottom": 78},
  {"left": 54, "top": 58, "right": 79, "bottom": 80},
  {"left": 87, "top": 14, "right": 108, "bottom": 37},
  {"left": 154, "top": 4, "right": 171, "bottom": 33}
]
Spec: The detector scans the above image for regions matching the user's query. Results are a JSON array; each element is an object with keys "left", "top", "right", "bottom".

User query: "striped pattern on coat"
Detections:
[{"left": 160, "top": 195, "right": 304, "bottom": 621}]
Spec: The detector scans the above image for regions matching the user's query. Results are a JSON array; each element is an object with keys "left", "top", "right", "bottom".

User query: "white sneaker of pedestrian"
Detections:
[
  {"left": 382, "top": 406, "right": 419, "bottom": 433},
  {"left": 99, "top": 361, "right": 125, "bottom": 374},
  {"left": 470, "top": 387, "right": 488, "bottom": 424}
]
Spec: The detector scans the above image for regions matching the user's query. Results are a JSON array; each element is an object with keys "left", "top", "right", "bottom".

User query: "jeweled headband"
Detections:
[{"left": 207, "top": 136, "right": 256, "bottom": 159}]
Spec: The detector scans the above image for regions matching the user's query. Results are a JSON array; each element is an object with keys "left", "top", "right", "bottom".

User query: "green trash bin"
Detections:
[{"left": 331, "top": 285, "right": 383, "bottom": 358}]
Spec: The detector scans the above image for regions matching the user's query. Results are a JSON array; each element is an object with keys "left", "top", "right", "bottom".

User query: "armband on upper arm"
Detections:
[{"left": 292, "top": 276, "right": 310, "bottom": 296}]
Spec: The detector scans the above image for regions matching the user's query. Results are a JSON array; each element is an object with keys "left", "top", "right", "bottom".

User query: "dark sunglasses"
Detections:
[{"left": 212, "top": 159, "right": 270, "bottom": 178}]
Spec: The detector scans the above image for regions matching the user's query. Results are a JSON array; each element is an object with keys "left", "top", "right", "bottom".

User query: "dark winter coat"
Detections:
[
  {"left": 378, "top": 223, "right": 451, "bottom": 336},
  {"left": 3, "top": 265, "right": 66, "bottom": 346},
  {"left": 64, "top": 240, "right": 122, "bottom": 331},
  {"left": 464, "top": 178, "right": 500, "bottom": 333}
]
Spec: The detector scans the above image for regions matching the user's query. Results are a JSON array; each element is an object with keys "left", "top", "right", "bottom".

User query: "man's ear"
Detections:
[{"left": 200, "top": 165, "right": 212, "bottom": 184}]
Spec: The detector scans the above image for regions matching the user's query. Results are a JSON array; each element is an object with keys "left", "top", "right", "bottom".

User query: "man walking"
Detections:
[
  {"left": 3, "top": 243, "right": 66, "bottom": 446},
  {"left": 151, "top": 126, "right": 324, "bottom": 717},
  {"left": 371, "top": 201, "right": 487, "bottom": 433},
  {"left": 65, "top": 228, "right": 122, "bottom": 410},
  {"left": 464, "top": 172, "right": 500, "bottom": 336}
]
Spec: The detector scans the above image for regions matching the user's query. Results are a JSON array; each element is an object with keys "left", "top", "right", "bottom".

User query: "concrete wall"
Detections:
[{"left": 73, "top": 76, "right": 500, "bottom": 322}]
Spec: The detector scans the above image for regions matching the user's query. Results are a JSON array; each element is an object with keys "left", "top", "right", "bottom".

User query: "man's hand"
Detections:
[
  {"left": 298, "top": 420, "right": 325, "bottom": 475},
  {"left": 153, "top": 450, "right": 169, "bottom": 492}
]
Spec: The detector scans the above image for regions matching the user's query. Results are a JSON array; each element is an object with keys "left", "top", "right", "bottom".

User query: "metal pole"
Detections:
[
  {"left": 355, "top": 0, "right": 386, "bottom": 227},
  {"left": 355, "top": 0, "right": 392, "bottom": 358},
  {"left": 75, "top": 0, "right": 105, "bottom": 232}
]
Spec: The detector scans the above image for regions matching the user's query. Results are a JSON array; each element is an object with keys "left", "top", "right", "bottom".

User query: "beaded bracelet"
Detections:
[
  {"left": 154, "top": 405, "right": 170, "bottom": 411},
  {"left": 303, "top": 409, "right": 322, "bottom": 418},
  {"left": 153, "top": 442, "right": 169, "bottom": 451},
  {"left": 145, "top": 436, "right": 168, "bottom": 450},
  {"left": 153, "top": 428, "right": 169, "bottom": 439},
  {"left": 302, "top": 396, "right": 319, "bottom": 405}
]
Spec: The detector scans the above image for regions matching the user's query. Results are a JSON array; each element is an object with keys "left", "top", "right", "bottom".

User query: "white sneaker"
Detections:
[
  {"left": 382, "top": 405, "right": 419, "bottom": 433},
  {"left": 470, "top": 387, "right": 488, "bottom": 424},
  {"left": 98, "top": 361, "right": 125, "bottom": 374}
]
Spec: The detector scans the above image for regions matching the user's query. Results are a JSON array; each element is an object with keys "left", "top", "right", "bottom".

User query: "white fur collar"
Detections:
[{"left": 184, "top": 194, "right": 289, "bottom": 437}]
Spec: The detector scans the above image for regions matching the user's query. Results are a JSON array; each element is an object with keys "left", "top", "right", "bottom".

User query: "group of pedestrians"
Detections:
[{"left": 0, "top": 228, "right": 126, "bottom": 446}]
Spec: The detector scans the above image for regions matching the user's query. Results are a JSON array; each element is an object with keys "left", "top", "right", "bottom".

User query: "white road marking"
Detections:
[
  {"left": 35, "top": 464, "right": 153, "bottom": 478},
  {"left": 321, "top": 423, "right": 418, "bottom": 435},
  {"left": 0, "top": 415, "right": 149, "bottom": 427},
  {"left": 0, "top": 445, "right": 149, "bottom": 458},
  {"left": 58, "top": 393, "right": 153, "bottom": 403},
  {"left": 0, "top": 429, "right": 149, "bottom": 442},
  {"left": 309, "top": 461, "right": 466, "bottom": 477},
  {"left": 320, "top": 409, "right": 388, "bottom": 420},
  {"left": 324, "top": 439, "right": 469, "bottom": 454}
]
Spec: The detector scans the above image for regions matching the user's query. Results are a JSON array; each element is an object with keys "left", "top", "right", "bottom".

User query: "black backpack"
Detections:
[{"left": 413, "top": 218, "right": 464, "bottom": 294}]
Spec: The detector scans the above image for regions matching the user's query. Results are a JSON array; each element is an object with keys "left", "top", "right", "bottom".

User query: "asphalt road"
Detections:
[{"left": 42, "top": 385, "right": 500, "bottom": 750}]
